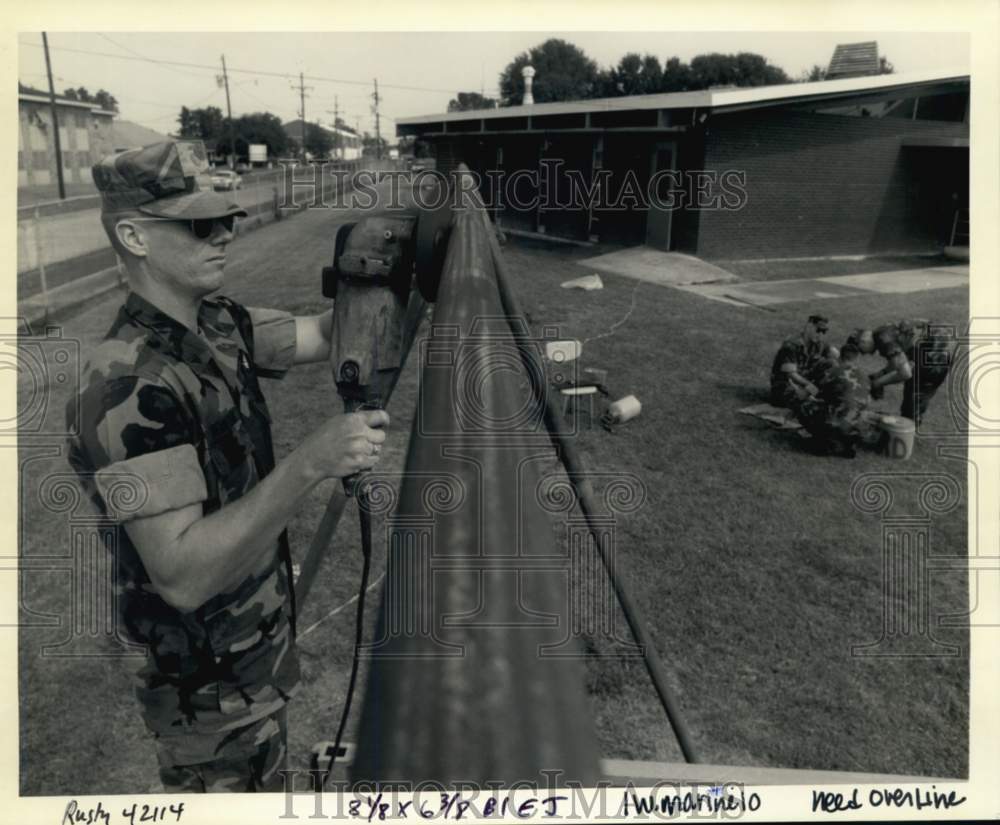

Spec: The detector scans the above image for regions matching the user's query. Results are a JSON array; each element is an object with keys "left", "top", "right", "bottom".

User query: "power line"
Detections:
[
  {"left": 97, "top": 32, "right": 208, "bottom": 79},
  {"left": 130, "top": 88, "right": 225, "bottom": 124},
  {"left": 20, "top": 38, "right": 503, "bottom": 95}
]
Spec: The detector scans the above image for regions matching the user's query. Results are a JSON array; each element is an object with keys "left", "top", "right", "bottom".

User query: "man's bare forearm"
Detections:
[
  {"left": 167, "top": 446, "right": 324, "bottom": 609},
  {"left": 871, "top": 368, "right": 908, "bottom": 389}
]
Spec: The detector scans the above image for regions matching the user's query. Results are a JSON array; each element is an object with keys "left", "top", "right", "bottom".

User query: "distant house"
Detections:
[
  {"left": 283, "top": 119, "right": 363, "bottom": 161},
  {"left": 18, "top": 85, "right": 116, "bottom": 188},
  {"left": 826, "top": 42, "right": 881, "bottom": 80},
  {"left": 398, "top": 67, "right": 969, "bottom": 259}
]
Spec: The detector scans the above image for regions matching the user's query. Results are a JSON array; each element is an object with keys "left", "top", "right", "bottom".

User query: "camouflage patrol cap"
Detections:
[{"left": 92, "top": 140, "right": 248, "bottom": 220}]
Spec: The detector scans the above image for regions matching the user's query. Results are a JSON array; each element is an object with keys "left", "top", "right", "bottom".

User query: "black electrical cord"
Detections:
[{"left": 320, "top": 482, "right": 373, "bottom": 787}]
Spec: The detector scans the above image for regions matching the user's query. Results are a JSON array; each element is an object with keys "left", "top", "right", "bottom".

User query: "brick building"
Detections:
[
  {"left": 397, "top": 68, "right": 969, "bottom": 260},
  {"left": 17, "top": 86, "right": 116, "bottom": 189}
]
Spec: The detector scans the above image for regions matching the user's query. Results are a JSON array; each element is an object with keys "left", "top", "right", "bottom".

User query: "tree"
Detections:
[
  {"left": 303, "top": 122, "right": 332, "bottom": 158},
  {"left": 177, "top": 106, "right": 226, "bottom": 144},
  {"left": 448, "top": 91, "right": 498, "bottom": 112},
  {"left": 362, "top": 132, "right": 388, "bottom": 157},
  {"left": 800, "top": 65, "right": 828, "bottom": 82},
  {"left": 499, "top": 38, "right": 601, "bottom": 105},
  {"left": 878, "top": 56, "right": 894, "bottom": 75},
  {"left": 688, "top": 52, "right": 790, "bottom": 89},
  {"left": 603, "top": 53, "right": 664, "bottom": 96},
  {"left": 661, "top": 56, "right": 694, "bottom": 92},
  {"left": 63, "top": 86, "right": 119, "bottom": 111},
  {"left": 93, "top": 90, "right": 119, "bottom": 112},
  {"left": 232, "top": 112, "right": 288, "bottom": 159}
]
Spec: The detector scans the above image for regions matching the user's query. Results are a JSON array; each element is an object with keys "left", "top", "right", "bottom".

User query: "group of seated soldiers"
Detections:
[{"left": 769, "top": 314, "right": 956, "bottom": 457}]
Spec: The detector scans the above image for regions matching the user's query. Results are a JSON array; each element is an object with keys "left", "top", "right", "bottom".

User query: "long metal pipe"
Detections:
[
  {"left": 468, "top": 175, "right": 702, "bottom": 764},
  {"left": 351, "top": 191, "right": 601, "bottom": 787}
]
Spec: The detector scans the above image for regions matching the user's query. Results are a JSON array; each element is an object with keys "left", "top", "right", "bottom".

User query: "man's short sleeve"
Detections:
[
  {"left": 75, "top": 375, "right": 207, "bottom": 522},
  {"left": 775, "top": 341, "right": 801, "bottom": 373},
  {"left": 247, "top": 307, "right": 297, "bottom": 378}
]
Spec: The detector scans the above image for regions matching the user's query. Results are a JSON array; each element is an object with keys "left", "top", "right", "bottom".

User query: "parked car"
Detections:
[{"left": 211, "top": 169, "right": 243, "bottom": 191}]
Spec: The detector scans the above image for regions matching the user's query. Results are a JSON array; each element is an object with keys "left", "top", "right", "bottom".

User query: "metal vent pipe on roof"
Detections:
[{"left": 522, "top": 65, "right": 535, "bottom": 105}]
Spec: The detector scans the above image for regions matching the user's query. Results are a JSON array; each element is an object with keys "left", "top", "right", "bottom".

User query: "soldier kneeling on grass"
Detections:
[
  {"left": 849, "top": 320, "right": 956, "bottom": 427},
  {"left": 796, "top": 342, "right": 882, "bottom": 458},
  {"left": 769, "top": 314, "right": 839, "bottom": 413},
  {"left": 66, "top": 140, "right": 390, "bottom": 792}
]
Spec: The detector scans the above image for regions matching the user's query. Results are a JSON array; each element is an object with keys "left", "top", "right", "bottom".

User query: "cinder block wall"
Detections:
[{"left": 695, "top": 108, "right": 968, "bottom": 260}]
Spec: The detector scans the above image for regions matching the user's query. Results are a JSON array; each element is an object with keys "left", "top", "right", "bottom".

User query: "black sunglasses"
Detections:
[
  {"left": 131, "top": 215, "right": 237, "bottom": 239},
  {"left": 187, "top": 215, "right": 237, "bottom": 239}
]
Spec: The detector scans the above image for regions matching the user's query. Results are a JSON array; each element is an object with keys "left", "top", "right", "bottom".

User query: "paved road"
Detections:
[{"left": 58, "top": 175, "right": 404, "bottom": 346}]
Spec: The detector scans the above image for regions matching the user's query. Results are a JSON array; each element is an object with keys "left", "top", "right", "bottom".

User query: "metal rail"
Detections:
[
  {"left": 478, "top": 200, "right": 702, "bottom": 765},
  {"left": 350, "top": 185, "right": 602, "bottom": 787}
]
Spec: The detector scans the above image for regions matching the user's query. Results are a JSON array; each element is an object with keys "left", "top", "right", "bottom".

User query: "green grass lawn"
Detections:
[
  {"left": 17, "top": 215, "right": 969, "bottom": 794},
  {"left": 498, "top": 238, "right": 969, "bottom": 776}
]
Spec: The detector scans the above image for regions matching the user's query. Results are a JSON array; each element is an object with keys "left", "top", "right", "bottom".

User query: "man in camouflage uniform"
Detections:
[
  {"left": 851, "top": 319, "right": 956, "bottom": 426},
  {"left": 67, "top": 140, "right": 390, "bottom": 792},
  {"left": 769, "top": 314, "right": 838, "bottom": 411},
  {"left": 796, "top": 342, "right": 881, "bottom": 457}
]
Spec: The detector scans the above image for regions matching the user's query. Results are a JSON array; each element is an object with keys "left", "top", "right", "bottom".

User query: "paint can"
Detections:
[{"left": 879, "top": 415, "right": 916, "bottom": 460}]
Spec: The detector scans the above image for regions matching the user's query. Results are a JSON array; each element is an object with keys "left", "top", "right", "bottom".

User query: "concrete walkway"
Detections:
[
  {"left": 578, "top": 247, "right": 739, "bottom": 286},
  {"left": 675, "top": 264, "right": 969, "bottom": 308}
]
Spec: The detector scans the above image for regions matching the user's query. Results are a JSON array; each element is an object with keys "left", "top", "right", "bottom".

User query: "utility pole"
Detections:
[
  {"left": 220, "top": 55, "right": 236, "bottom": 169},
  {"left": 371, "top": 78, "right": 382, "bottom": 160},
  {"left": 327, "top": 96, "right": 340, "bottom": 161},
  {"left": 291, "top": 72, "right": 314, "bottom": 162},
  {"left": 42, "top": 32, "right": 66, "bottom": 200}
]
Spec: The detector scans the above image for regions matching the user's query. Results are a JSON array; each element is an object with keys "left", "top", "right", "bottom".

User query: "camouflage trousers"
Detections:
[
  {"left": 901, "top": 337, "right": 954, "bottom": 425},
  {"left": 153, "top": 706, "right": 288, "bottom": 793},
  {"left": 799, "top": 401, "right": 881, "bottom": 456}
]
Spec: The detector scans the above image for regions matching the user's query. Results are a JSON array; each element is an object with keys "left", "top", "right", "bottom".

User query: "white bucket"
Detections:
[
  {"left": 607, "top": 395, "right": 642, "bottom": 425},
  {"left": 879, "top": 415, "right": 916, "bottom": 460},
  {"left": 545, "top": 339, "right": 582, "bottom": 363}
]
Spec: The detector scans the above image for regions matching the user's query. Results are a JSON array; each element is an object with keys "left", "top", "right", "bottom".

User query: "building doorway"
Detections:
[{"left": 645, "top": 140, "right": 677, "bottom": 250}]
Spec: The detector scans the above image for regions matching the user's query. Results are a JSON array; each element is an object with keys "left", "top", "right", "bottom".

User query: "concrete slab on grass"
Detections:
[
  {"left": 677, "top": 265, "right": 968, "bottom": 307},
  {"left": 578, "top": 247, "right": 739, "bottom": 286},
  {"left": 816, "top": 266, "right": 969, "bottom": 294}
]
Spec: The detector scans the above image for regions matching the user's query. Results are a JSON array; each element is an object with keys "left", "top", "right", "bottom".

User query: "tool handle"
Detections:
[{"left": 342, "top": 397, "right": 383, "bottom": 497}]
